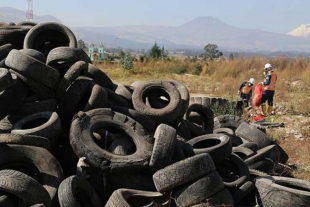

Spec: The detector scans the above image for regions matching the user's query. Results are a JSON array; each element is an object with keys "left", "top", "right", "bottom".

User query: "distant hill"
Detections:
[
  {"left": 0, "top": 7, "right": 61, "bottom": 24},
  {"left": 74, "top": 16, "right": 310, "bottom": 52},
  {"left": 287, "top": 24, "right": 310, "bottom": 37}
]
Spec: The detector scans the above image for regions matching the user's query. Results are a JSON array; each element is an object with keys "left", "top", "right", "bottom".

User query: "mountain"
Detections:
[
  {"left": 0, "top": 7, "right": 61, "bottom": 24},
  {"left": 287, "top": 24, "right": 310, "bottom": 37},
  {"left": 74, "top": 16, "right": 310, "bottom": 52}
]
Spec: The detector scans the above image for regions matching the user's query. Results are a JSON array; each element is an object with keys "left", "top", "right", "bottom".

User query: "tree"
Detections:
[
  {"left": 118, "top": 49, "right": 125, "bottom": 59},
  {"left": 119, "top": 53, "right": 134, "bottom": 70},
  {"left": 203, "top": 43, "right": 223, "bottom": 60},
  {"left": 229, "top": 53, "right": 234, "bottom": 60},
  {"left": 149, "top": 42, "right": 162, "bottom": 60},
  {"left": 77, "top": 39, "right": 87, "bottom": 51}
]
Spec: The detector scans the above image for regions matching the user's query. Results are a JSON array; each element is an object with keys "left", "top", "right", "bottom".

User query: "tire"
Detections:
[
  {"left": 168, "top": 80, "right": 190, "bottom": 119},
  {"left": 191, "top": 188, "right": 234, "bottom": 207},
  {"left": 153, "top": 153, "right": 215, "bottom": 192},
  {"left": 215, "top": 153, "right": 249, "bottom": 191},
  {"left": 188, "top": 134, "right": 232, "bottom": 163},
  {"left": 183, "top": 120, "right": 208, "bottom": 138},
  {"left": 105, "top": 188, "right": 164, "bottom": 207},
  {"left": 232, "top": 181, "right": 255, "bottom": 206},
  {"left": 214, "top": 114, "right": 246, "bottom": 131},
  {"left": 184, "top": 103, "right": 214, "bottom": 134},
  {"left": 173, "top": 170, "right": 225, "bottom": 207},
  {"left": 9, "top": 69, "right": 55, "bottom": 100},
  {"left": 23, "top": 22, "right": 77, "bottom": 56},
  {"left": 5, "top": 49, "right": 60, "bottom": 88},
  {"left": 0, "top": 43, "right": 18, "bottom": 62},
  {"left": 0, "top": 73, "right": 27, "bottom": 117},
  {"left": 111, "top": 106, "right": 156, "bottom": 134},
  {"left": 0, "top": 134, "right": 50, "bottom": 150},
  {"left": 113, "top": 82, "right": 134, "bottom": 103},
  {"left": 244, "top": 144, "right": 280, "bottom": 173},
  {"left": 11, "top": 111, "right": 62, "bottom": 149},
  {"left": 11, "top": 99, "right": 57, "bottom": 117},
  {"left": 19, "top": 48, "right": 46, "bottom": 63},
  {"left": 70, "top": 108, "right": 153, "bottom": 173},
  {"left": 132, "top": 80, "right": 182, "bottom": 125},
  {"left": 235, "top": 122, "right": 274, "bottom": 148},
  {"left": 232, "top": 146, "right": 256, "bottom": 160},
  {"left": 86, "top": 63, "right": 114, "bottom": 89},
  {"left": 0, "top": 144, "right": 64, "bottom": 203},
  {"left": 0, "top": 25, "right": 30, "bottom": 48},
  {"left": 58, "top": 175, "right": 102, "bottom": 207},
  {"left": 107, "top": 136, "right": 135, "bottom": 155},
  {"left": 55, "top": 60, "right": 89, "bottom": 99},
  {"left": 149, "top": 124, "right": 176, "bottom": 172},
  {"left": 57, "top": 77, "right": 108, "bottom": 127},
  {"left": 256, "top": 176, "right": 310, "bottom": 207},
  {"left": 176, "top": 120, "right": 192, "bottom": 141},
  {"left": 46, "top": 47, "right": 91, "bottom": 71},
  {"left": 0, "top": 169, "right": 51, "bottom": 206},
  {"left": 0, "top": 68, "right": 12, "bottom": 92}
]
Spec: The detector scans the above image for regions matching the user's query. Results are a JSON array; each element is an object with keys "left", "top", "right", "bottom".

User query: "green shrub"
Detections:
[{"left": 193, "top": 64, "right": 202, "bottom": 75}]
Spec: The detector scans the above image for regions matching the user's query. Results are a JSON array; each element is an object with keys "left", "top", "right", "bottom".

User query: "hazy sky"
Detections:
[{"left": 1, "top": 0, "right": 309, "bottom": 33}]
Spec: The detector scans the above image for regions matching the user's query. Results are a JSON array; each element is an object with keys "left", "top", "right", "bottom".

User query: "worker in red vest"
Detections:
[
  {"left": 238, "top": 78, "right": 255, "bottom": 107},
  {"left": 261, "top": 63, "right": 277, "bottom": 116}
]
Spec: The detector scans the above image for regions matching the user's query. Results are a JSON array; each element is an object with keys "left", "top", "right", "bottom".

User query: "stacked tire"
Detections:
[{"left": 0, "top": 21, "right": 308, "bottom": 207}]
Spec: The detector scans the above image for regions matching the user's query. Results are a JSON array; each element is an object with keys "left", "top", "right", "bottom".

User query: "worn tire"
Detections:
[{"left": 153, "top": 153, "right": 215, "bottom": 192}]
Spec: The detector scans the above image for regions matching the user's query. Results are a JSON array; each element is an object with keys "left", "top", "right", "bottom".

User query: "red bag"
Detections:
[{"left": 252, "top": 83, "right": 263, "bottom": 108}]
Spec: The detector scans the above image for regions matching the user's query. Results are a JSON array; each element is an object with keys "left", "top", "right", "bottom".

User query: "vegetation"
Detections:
[{"left": 203, "top": 43, "right": 223, "bottom": 60}]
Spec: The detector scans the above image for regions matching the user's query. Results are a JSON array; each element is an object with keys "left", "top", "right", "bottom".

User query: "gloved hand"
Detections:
[{"left": 261, "top": 82, "right": 264, "bottom": 85}]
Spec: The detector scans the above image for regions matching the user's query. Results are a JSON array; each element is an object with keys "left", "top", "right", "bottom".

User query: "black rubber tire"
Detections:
[
  {"left": 245, "top": 144, "right": 280, "bottom": 173},
  {"left": 256, "top": 176, "right": 310, "bottom": 207},
  {"left": 9, "top": 69, "right": 55, "bottom": 100},
  {"left": 214, "top": 114, "right": 246, "bottom": 131},
  {"left": 168, "top": 80, "right": 190, "bottom": 119},
  {"left": 23, "top": 22, "right": 77, "bottom": 56},
  {"left": 176, "top": 120, "right": 192, "bottom": 141},
  {"left": 192, "top": 188, "right": 234, "bottom": 207},
  {"left": 46, "top": 47, "right": 91, "bottom": 71},
  {"left": 0, "top": 25, "right": 30, "bottom": 48},
  {"left": 58, "top": 175, "right": 103, "bottom": 207},
  {"left": 215, "top": 153, "right": 249, "bottom": 191},
  {"left": 232, "top": 181, "right": 255, "bottom": 206},
  {"left": 0, "top": 115, "right": 22, "bottom": 133},
  {"left": 183, "top": 120, "right": 208, "bottom": 138},
  {"left": 57, "top": 77, "right": 108, "bottom": 127},
  {"left": 187, "top": 134, "right": 232, "bottom": 163},
  {"left": 0, "top": 169, "right": 51, "bottom": 207},
  {"left": 0, "top": 68, "right": 12, "bottom": 92},
  {"left": 238, "top": 142, "right": 260, "bottom": 152},
  {"left": 184, "top": 103, "right": 214, "bottom": 134},
  {"left": 149, "top": 123, "right": 176, "bottom": 172},
  {"left": 235, "top": 122, "right": 274, "bottom": 148},
  {"left": 173, "top": 170, "right": 225, "bottom": 207},
  {"left": 5, "top": 49, "right": 60, "bottom": 88},
  {"left": 107, "top": 136, "right": 135, "bottom": 155},
  {"left": 132, "top": 80, "right": 182, "bottom": 125},
  {"left": 105, "top": 188, "right": 164, "bottom": 207},
  {"left": 153, "top": 153, "right": 215, "bottom": 192},
  {"left": 0, "top": 43, "right": 18, "bottom": 62},
  {"left": 11, "top": 111, "right": 62, "bottom": 149},
  {"left": 232, "top": 146, "right": 256, "bottom": 160},
  {"left": 86, "top": 63, "right": 114, "bottom": 90},
  {"left": 55, "top": 60, "right": 88, "bottom": 99},
  {"left": 0, "top": 134, "right": 50, "bottom": 150},
  {"left": 16, "top": 21, "right": 37, "bottom": 27},
  {"left": 70, "top": 108, "right": 153, "bottom": 173},
  {"left": 19, "top": 48, "right": 46, "bottom": 63},
  {"left": 0, "top": 144, "right": 64, "bottom": 203},
  {"left": 11, "top": 99, "right": 57, "bottom": 117},
  {"left": 113, "top": 82, "right": 134, "bottom": 103},
  {"left": 111, "top": 105, "right": 156, "bottom": 134},
  {"left": 0, "top": 73, "right": 27, "bottom": 117}
]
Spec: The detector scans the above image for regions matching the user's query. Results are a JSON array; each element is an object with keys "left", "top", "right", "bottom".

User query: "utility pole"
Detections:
[{"left": 26, "top": 0, "right": 33, "bottom": 21}]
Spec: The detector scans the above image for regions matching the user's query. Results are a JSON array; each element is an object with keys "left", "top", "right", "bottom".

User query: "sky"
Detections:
[{"left": 1, "top": 0, "right": 309, "bottom": 34}]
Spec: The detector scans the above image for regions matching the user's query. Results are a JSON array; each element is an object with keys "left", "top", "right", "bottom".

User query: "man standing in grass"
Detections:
[
  {"left": 238, "top": 78, "right": 255, "bottom": 107},
  {"left": 261, "top": 63, "right": 277, "bottom": 116}
]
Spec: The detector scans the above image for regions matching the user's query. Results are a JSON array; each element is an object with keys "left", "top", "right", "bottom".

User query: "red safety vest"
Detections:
[
  {"left": 264, "top": 71, "right": 277, "bottom": 91},
  {"left": 241, "top": 85, "right": 252, "bottom": 94}
]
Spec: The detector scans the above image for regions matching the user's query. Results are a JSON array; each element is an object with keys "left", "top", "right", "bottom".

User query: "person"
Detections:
[
  {"left": 237, "top": 78, "right": 255, "bottom": 107},
  {"left": 261, "top": 63, "right": 277, "bottom": 116}
]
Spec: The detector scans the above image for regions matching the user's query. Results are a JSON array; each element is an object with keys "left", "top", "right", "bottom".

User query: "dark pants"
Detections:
[
  {"left": 239, "top": 93, "right": 251, "bottom": 106},
  {"left": 261, "top": 90, "right": 275, "bottom": 106}
]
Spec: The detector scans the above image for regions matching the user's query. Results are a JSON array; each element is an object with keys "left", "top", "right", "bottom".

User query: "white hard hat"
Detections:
[
  {"left": 248, "top": 78, "right": 255, "bottom": 84},
  {"left": 264, "top": 63, "right": 272, "bottom": 71}
]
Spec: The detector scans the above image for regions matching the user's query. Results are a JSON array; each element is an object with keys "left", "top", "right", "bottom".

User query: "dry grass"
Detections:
[{"left": 95, "top": 56, "right": 310, "bottom": 180}]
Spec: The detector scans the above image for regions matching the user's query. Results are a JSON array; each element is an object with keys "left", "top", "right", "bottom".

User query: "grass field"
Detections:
[{"left": 95, "top": 56, "right": 310, "bottom": 179}]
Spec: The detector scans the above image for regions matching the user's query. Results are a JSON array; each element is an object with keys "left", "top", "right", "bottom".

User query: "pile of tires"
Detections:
[{"left": 0, "top": 21, "right": 309, "bottom": 207}]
